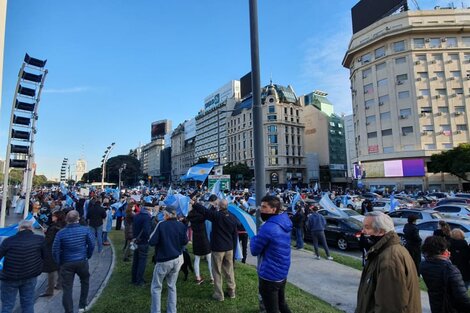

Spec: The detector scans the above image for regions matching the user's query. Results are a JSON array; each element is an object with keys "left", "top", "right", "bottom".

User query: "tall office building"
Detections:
[
  {"left": 344, "top": 114, "right": 357, "bottom": 180},
  {"left": 75, "top": 159, "right": 87, "bottom": 181},
  {"left": 195, "top": 81, "right": 240, "bottom": 165},
  {"left": 343, "top": 4, "right": 470, "bottom": 191}
]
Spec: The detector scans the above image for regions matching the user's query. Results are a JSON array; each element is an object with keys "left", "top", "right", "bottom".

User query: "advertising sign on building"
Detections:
[
  {"left": 208, "top": 175, "right": 231, "bottom": 191},
  {"left": 151, "top": 119, "right": 172, "bottom": 141},
  {"left": 184, "top": 118, "right": 196, "bottom": 140},
  {"left": 204, "top": 81, "right": 240, "bottom": 111}
]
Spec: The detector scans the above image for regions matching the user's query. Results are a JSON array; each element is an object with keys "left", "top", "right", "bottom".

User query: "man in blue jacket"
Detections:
[
  {"left": 53, "top": 210, "right": 95, "bottom": 313},
  {"left": 149, "top": 205, "right": 188, "bottom": 313},
  {"left": 0, "top": 220, "right": 45, "bottom": 313},
  {"left": 250, "top": 195, "right": 293, "bottom": 313},
  {"left": 132, "top": 203, "right": 152, "bottom": 286}
]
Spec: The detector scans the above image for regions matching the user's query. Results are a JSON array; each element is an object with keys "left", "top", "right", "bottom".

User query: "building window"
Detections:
[
  {"left": 447, "top": 37, "right": 457, "bottom": 47},
  {"left": 432, "top": 53, "right": 443, "bottom": 61},
  {"left": 398, "top": 91, "right": 410, "bottom": 99},
  {"left": 329, "top": 121, "right": 335, "bottom": 127},
  {"left": 366, "top": 115, "right": 376, "bottom": 124},
  {"left": 284, "top": 107, "right": 287, "bottom": 114},
  {"left": 396, "top": 74, "right": 408, "bottom": 83},
  {"left": 413, "top": 38, "right": 425, "bottom": 48},
  {"left": 436, "top": 89, "right": 447, "bottom": 96},
  {"left": 429, "top": 38, "right": 441, "bottom": 48},
  {"left": 418, "top": 72, "right": 429, "bottom": 79},
  {"left": 462, "top": 37, "right": 470, "bottom": 47},
  {"left": 375, "top": 46, "right": 385, "bottom": 59},
  {"left": 364, "top": 83, "right": 374, "bottom": 95},
  {"left": 269, "top": 146, "right": 278, "bottom": 155},
  {"left": 438, "top": 106, "right": 449, "bottom": 113},
  {"left": 378, "top": 94, "right": 389, "bottom": 105},
  {"left": 453, "top": 88, "right": 464, "bottom": 95},
  {"left": 400, "top": 108, "right": 412, "bottom": 118},
  {"left": 381, "top": 111, "right": 391, "bottom": 120},
  {"left": 450, "top": 71, "right": 461, "bottom": 78},
  {"left": 267, "top": 115, "right": 277, "bottom": 121},
  {"left": 377, "top": 78, "right": 388, "bottom": 87},
  {"left": 442, "top": 143, "right": 453, "bottom": 150},
  {"left": 435, "top": 71, "right": 445, "bottom": 79},
  {"left": 382, "top": 129, "right": 392, "bottom": 136},
  {"left": 393, "top": 40, "right": 405, "bottom": 52},
  {"left": 416, "top": 54, "right": 427, "bottom": 62},
  {"left": 362, "top": 68, "right": 372, "bottom": 79},
  {"left": 455, "top": 106, "right": 466, "bottom": 113},
  {"left": 457, "top": 124, "right": 468, "bottom": 131},
  {"left": 268, "top": 105, "right": 276, "bottom": 113},
  {"left": 361, "top": 52, "right": 372, "bottom": 64},
  {"left": 422, "top": 125, "right": 434, "bottom": 132},
  {"left": 268, "top": 135, "right": 278, "bottom": 144},
  {"left": 449, "top": 53, "right": 459, "bottom": 61},
  {"left": 367, "top": 131, "right": 377, "bottom": 139},
  {"left": 425, "top": 144, "right": 437, "bottom": 150},
  {"left": 376, "top": 62, "right": 386, "bottom": 71},
  {"left": 402, "top": 126, "right": 413, "bottom": 136},
  {"left": 267, "top": 125, "right": 277, "bottom": 133},
  {"left": 365, "top": 99, "right": 374, "bottom": 109},
  {"left": 395, "top": 57, "right": 406, "bottom": 64},
  {"left": 464, "top": 53, "right": 470, "bottom": 62},
  {"left": 269, "top": 158, "right": 278, "bottom": 166},
  {"left": 403, "top": 145, "right": 415, "bottom": 151},
  {"left": 440, "top": 124, "right": 451, "bottom": 132},
  {"left": 420, "top": 89, "right": 430, "bottom": 97},
  {"left": 383, "top": 146, "right": 394, "bottom": 153}
]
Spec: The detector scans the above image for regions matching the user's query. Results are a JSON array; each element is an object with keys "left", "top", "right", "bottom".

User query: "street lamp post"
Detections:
[
  {"left": 118, "top": 163, "right": 127, "bottom": 192},
  {"left": 101, "top": 142, "right": 115, "bottom": 190}
]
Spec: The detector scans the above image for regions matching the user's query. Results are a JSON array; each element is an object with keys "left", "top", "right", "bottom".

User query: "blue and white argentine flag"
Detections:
[
  {"left": 228, "top": 204, "right": 257, "bottom": 238},
  {"left": 184, "top": 162, "right": 215, "bottom": 181}
]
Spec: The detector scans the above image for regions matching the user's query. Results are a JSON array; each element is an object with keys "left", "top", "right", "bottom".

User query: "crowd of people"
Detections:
[{"left": 1, "top": 185, "right": 470, "bottom": 313}]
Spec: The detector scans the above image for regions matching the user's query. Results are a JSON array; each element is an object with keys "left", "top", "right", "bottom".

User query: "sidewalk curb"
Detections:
[{"left": 86, "top": 239, "right": 116, "bottom": 311}]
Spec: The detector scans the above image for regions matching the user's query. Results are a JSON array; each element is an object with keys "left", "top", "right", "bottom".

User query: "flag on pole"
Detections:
[
  {"left": 389, "top": 193, "right": 399, "bottom": 213},
  {"left": 319, "top": 194, "right": 349, "bottom": 218},
  {"left": 291, "top": 192, "right": 301, "bottom": 212}
]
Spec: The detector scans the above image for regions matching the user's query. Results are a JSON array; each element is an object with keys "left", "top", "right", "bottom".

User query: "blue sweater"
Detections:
[
  {"left": 149, "top": 219, "right": 188, "bottom": 262},
  {"left": 307, "top": 212, "right": 326, "bottom": 232},
  {"left": 52, "top": 223, "right": 95, "bottom": 264},
  {"left": 250, "top": 213, "right": 292, "bottom": 282}
]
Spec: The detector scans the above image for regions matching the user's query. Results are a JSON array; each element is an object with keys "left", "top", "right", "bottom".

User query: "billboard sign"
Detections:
[
  {"left": 208, "top": 175, "right": 231, "bottom": 191},
  {"left": 362, "top": 158, "right": 425, "bottom": 178},
  {"left": 351, "top": 0, "right": 407, "bottom": 34},
  {"left": 204, "top": 81, "right": 240, "bottom": 110},
  {"left": 151, "top": 119, "right": 171, "bottom": 141},
  {"left": 184, "top": 118, "right": 196, "bottom": 140}
]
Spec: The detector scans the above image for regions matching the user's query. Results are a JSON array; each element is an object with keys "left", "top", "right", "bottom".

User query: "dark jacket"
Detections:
[
  {"left": 250, "top": 212, "right": 292, "bottom": 282},
  {"left": 124, "top": 211, "right": 134, "bottom": 241},
  {"left": 421, "top": 257, "right": 470, "bottom": 313},
  {"left": 307, "top": 212, "right": 326, "bottom": 232},
  {"left": 193, "top": 202, "right": 238, "bottom": 252},
  {"left": 149, "top": 218, "right": 188, "bottom": 262},
  {"left": 132, "top": 208, "right": 152, "bottom": 245},
  {"left": 449, "top": 238, "right": 470, "bottom": 282},
  {"left": 356, "top": 231, "right": 421, "bottom": 313},
  {"left": 403, "top": 222, "right": 422, "bottom": 248},
  {"left": 42, "top": 221, "right": 65, "bottom": 273},
  {"left": 0, "top": 230, "right": 45, "bottom": 281},
  {"left": 291, "top": 211, "right": 305, "bottom": 229},
  {"left": 86, "top": 203, "right": 106, "bottom": 227},
  {"left": 187, "top": 209, "right": 211, "bottom": 256},
  {"left": 52, "top": 223, "right": 95, "bottom": 264}
]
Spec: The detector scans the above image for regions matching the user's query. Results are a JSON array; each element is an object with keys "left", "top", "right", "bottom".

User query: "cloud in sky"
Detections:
[
  {"left": 299, "top": 29, "right": 352, "bottom": 115},
  {"left": 43, "top": 86, "right": 91, "bottom": 94}
]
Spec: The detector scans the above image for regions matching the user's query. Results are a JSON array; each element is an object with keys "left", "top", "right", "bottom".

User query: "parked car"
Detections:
[
  {"left": 304, "top": 216, "right": 362, "bottom": 250},
  {"left": 371, "top": 199, "right": 408, "bottom": 212},
  {"left": 318, "top": 208, "right": 365, "bottom": 222},
  {"left": 360, "top": 192, "right": 381, "bottom": 201},
  {"left": 436, "top": 197, "right": 470, "bottom": 206},
  {"left": 396, "top": 219, "right": 470, "bottom": 245},
  {"left": 333, "top": 195, "right": 362, "bottom": 210},
  {"left": 455, "top": 193, "right": 470, "bottom": 199},
  {"left": 427, "top": 192, "right": 448, "bottom": 200},
  {"left": 432, "top": 204, "right": 470, "bottom": 220},
  {"left": 387, "top": 209, "right": 443, "bottom": 226}
]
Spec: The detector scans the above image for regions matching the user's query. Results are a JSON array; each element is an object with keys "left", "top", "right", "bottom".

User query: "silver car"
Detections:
[
  {"left": 396, "top": 219, "right": 470, "bottom": 245},
  {"left": 387, "top": 209, "right": 443, "bottom": 226},
  {"left": 432, "top": 204, "right": 470, "bottom": 220}
]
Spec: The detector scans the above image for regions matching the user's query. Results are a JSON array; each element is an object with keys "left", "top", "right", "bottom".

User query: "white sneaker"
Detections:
[
  {"left": 327, "top": 256, "right": 334, "bottom": 261},
  {"left": 315, "top": 256, "right": 321, "bottom": 260},
  {"left": 78, "top": 307, "right": 87, "bottom": 313}
]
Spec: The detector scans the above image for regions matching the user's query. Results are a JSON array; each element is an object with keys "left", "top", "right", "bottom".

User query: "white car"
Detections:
[
  {"left": 333, "top": 195, "right": 362, "bottom": 210},
  {"left": 387, "top": 209, "right": 443, "bottom": 226},
  {"left": 432, "top": 204, "right": 470, "bottom": 220},
  {"left": 371, "top": 199, "right": 408, "bottom": 212},
  {"left": 318, "top": 208, "right": 365, "bottom": 223},
  {"left": 395, "top": 219, "right": 470, "bottom": 245}
]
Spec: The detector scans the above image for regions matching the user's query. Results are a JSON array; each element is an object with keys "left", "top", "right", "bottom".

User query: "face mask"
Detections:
[
  {"left": 261, "top": 212, "right": 276, "bottom": 222},
  {"left": 368, "top": 235, "right": 383, "bottom": 245}
]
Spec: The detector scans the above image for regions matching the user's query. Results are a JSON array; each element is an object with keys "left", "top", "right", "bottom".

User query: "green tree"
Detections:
[
  {"left": 223, "top": 162, "right": 254, "bottom": 187},
  {"left": 429, "top": 143, "right": 470, "bottom": 182},
  {"left": 33, "top": 175, "right": 48, "bottom": 186},
  {"left": 82, "top": 155, "right": 142, "bottom": 187}
]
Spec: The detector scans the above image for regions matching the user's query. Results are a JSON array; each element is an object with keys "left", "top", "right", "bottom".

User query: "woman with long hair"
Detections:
[{"left": 433, "top": 220, "right": 451, "bottom": 241}]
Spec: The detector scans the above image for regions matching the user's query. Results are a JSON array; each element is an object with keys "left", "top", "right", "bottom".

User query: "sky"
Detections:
[{"left": 0, "top": 0, "right": 465, "bottom": 180}]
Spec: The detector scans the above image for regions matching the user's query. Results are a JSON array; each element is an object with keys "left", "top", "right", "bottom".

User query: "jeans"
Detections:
[
  {"left": 311, "top": 230, "right": 330, "bottom": 257},
  {"left": 132, "top": 244, "right": 149, "bottom": 285},
  {"left": 1, "top": 277, "right": 37, "bottom": 313},
  {"left": 211, "top": 250, "right": 236, "bottom": 300},
  {"left": 150, "top": 254, "right": 183, "bottom": 313},
  {"left": 89, "top": 225, "right": 103, "bottom": 253},
  {"left": 60, "top": 260, "right": 90, "bottom": 313},
  {"left": 194, "top": 254, "right": 213, "bottom": 280},
  {"left": 259, "top": 277, "right": 291, "bottom": 313},
  {"left": 295, "top": 227, "right": 304, "bottom": 249}
]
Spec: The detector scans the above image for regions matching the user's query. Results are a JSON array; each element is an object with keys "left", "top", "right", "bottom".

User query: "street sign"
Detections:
[{"left": 208, "top": 175, "right": 231, "bottom": 191}]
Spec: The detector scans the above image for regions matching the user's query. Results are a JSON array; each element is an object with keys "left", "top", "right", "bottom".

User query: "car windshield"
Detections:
[
  {"left": 343, "top": 218, "right": 363, "bottom": 230},
  {"left": 431, "top": 212, "right": 443, "bottom": 219},
  {"left": 344, "top": 210, "right": 360, "bottom": 216}
]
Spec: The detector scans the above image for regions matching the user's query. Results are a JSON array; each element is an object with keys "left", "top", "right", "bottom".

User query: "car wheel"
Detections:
[
  {"left": 337, "top": 237, "right": 348, "bottom": 250},
  {"left": 347, "top": 204, "right": 353, "bottom": 209},
  {"left": 399, "top": 234, "right": 406, "bottom": 246}
]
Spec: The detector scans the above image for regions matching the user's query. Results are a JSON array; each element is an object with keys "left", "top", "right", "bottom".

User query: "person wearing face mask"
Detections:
[
  {"left": 420, "top": 236, "right": 470, "bottom": 313},
  {"left": 250, "top": 195, "right": 293, "bottom": 313},
  {"left": 356, "top": 211, "right": 421, "bottom": 313},
  {"left": 306, "top": 206, "right": 333, "bottom": 260}
]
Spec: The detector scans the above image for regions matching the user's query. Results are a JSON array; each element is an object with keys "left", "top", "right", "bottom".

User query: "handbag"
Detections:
[{"left": 129, "top": 229, "right": 144, "bottom": 251}]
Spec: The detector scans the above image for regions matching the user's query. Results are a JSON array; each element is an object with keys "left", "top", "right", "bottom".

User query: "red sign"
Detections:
[{"left": 368, "top": 145, "right": 379, "bottom": 153}]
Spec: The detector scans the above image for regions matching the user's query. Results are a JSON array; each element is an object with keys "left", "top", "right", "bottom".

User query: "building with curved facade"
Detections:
[{"left": 343, "top": 7, "right": 470, "bottom": 191}]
